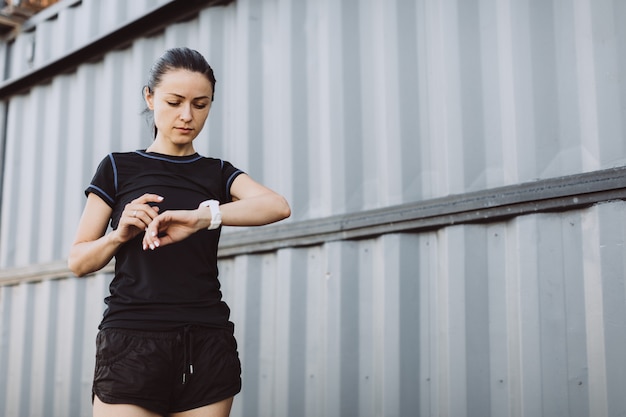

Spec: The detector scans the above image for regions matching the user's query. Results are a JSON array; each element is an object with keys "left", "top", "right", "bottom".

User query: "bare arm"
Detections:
[
  {"left": 222, "top": 173, "right": 291, "bottom": 226},
  {"left": 142, "top": 174, "right": 290, "bottom": 250},
  {"left": 68, "top": 193, "right": 163, "bottom": 276}
]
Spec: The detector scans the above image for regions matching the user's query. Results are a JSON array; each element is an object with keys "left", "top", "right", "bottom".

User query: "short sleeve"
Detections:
[
  {"left": 85, "top": 154, "right": 117, "bottom": 207},
  {"left": 221, "top": 160, "right": 244, "bottom": 203}
]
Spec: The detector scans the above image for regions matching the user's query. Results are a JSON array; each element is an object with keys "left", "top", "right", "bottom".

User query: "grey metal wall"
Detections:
[{"left": 0, "top": 0, "right": 625, "bottom": 416}]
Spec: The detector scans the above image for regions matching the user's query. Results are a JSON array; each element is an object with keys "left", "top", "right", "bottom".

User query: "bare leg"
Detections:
[
  {"left": 169, "top": 397, "right": 234, "bottom": 417},
  {"left": 93, "top": 395, "right": 162, "bottom": 417}
]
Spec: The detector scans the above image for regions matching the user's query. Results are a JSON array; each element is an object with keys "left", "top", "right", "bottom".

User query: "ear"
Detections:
[{"left": 144, "top": 86, "right": 154, "bottom": 110}]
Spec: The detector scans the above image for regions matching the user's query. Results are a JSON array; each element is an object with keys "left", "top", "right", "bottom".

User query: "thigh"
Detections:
[
  {"left": 93, "top": 395, "right": 162, "bottom": 417},
  {"left": 169, "top": 396, "right": 233, "bottom": 417}
]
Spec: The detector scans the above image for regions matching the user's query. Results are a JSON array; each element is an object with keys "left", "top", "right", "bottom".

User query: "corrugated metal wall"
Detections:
[{"left": 0, "top": 0, "right": 625, "bottom": 416}]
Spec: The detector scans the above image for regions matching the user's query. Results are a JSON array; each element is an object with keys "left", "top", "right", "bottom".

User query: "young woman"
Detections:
[{"left": 68, "top": 47, "right": 291, "bottom": 417}]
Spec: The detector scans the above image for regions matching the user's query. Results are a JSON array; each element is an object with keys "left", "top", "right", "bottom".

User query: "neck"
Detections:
[{"left": 146, "top": 139, "right": 195, "bottom": 156}]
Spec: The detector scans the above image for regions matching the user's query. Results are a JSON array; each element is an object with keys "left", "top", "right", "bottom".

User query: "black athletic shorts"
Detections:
[{"left": 92, "top": 325, "right": 242, "bottom": 415}]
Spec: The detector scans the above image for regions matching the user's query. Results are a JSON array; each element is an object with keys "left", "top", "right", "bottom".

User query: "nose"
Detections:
[{"left": 180, "top": 103, "right": 192, "bottom": 122}]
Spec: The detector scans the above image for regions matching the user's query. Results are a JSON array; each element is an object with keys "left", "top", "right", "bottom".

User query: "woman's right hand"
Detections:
[
  {"left": 68, "top": 193, "right": 164, "bottom": 277},
  {"left": 113, "top": 194, "right": 164, "bottom": 243}
]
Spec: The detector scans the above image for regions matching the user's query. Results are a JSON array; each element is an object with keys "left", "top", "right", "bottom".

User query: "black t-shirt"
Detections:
[{"left": 85, "top": 150, "right": 244, "bottom": 330}]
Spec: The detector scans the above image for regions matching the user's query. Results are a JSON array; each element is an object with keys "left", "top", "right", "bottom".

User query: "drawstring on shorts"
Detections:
[{"left": 179, "top": 326, "right": 194, "bottom": 384}]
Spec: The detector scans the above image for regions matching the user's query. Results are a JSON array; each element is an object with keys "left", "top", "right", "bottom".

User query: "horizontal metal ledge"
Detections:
[
  {"left": 0, "top": 260, "right": 113, "bottom": 286},
  {"left": 0, "top": 0, "right": 233, "bottom": 98},
  {"left": 216, "top": 166, "right": 626, "bottom": 257},
  {"left": 1, "top": 166, "right": 625, "bottom": 285}
]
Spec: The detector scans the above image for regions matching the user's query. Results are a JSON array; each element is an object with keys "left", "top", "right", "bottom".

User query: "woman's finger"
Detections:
[
  {"left": 132, "top": 194, "right": 164, "bottom": 205},
  {"left": 143, "top": 217, "right": 162, "bottom": 250}
]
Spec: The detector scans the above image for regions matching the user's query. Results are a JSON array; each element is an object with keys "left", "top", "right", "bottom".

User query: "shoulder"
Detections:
[
  {"left": 193, "top": 155, "right": 237, "bottom": 172},
  {"left": 104, "top": 151, "right": 142, "bottom": 165},
  {"left": 110, "top": 150, "right": 144, "bottom": 160},
  {"left": 195, "top": 154, "right": 223, "bottom": 164}
]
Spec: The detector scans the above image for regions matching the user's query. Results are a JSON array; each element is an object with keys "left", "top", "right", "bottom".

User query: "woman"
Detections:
[{"left": 68, "top": 47, "right": 291, "bottom": 417}]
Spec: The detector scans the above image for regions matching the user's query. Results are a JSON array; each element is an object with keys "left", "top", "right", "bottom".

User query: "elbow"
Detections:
[
  {"left": 278, "top": 196, "right": 291, "bottom": 220},
  {"left": 263, "top": 194, "right": 291, "bottom": 224},
  {"left": 67, "top": 257, "right": 87, "bottom": 278},
  {"left": 67, "top": 250, "right": 91, "bottom": 278}
]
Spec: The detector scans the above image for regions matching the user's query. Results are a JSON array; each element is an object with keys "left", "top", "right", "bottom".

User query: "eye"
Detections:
[
  {"left": 194, "top": 103, "right": 208, "bottom": 110},
  {"left": 167, "top": 101, "right": 181, "bottom": 107}
]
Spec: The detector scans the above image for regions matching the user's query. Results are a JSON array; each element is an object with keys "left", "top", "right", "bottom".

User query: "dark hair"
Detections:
[
  {"left": 146, "top": 47, "right": 216, "bottom": 100},
  {"left": 144, "top": 47, "right": 216, "bottom": 137}
]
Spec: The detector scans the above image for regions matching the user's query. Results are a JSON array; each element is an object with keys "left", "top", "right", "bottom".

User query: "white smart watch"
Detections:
[{"left": 199, "top": 199, "right": 222, "bottom": 230}]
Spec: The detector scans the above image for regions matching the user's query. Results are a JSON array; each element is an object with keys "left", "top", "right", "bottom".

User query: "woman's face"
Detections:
[{"left": 145, "top": 69, "right": 213, "bottom": 154}]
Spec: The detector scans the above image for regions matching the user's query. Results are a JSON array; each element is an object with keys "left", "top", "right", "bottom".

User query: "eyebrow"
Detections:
[{"left": 166, "top": 93, "right": 211, "bottom": 100}]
